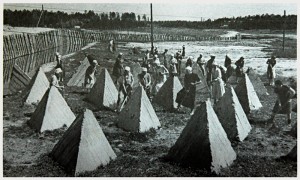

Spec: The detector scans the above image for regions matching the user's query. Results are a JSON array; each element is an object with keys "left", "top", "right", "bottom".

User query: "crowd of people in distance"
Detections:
[{"left": 50, "top": 41, "right": 295, "bottom": 127}]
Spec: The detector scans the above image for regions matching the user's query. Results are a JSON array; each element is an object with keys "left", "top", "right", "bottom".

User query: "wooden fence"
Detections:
[
  {"left": 3, "top": 28, "right": 237, "bottom": 95},
  {"left": 3, "top": 28, "right": 237, "bottom": 61}
]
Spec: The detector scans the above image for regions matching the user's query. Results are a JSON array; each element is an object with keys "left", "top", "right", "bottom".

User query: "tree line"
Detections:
[
  {"left": 158, "top": 14, "right": 297, "bottom": 30},
  {"left": 4, "top": 9, "right": 148, "bottom": 29},
  {"left": 4, "top": 9, "right": 297, "bottom": 30}
]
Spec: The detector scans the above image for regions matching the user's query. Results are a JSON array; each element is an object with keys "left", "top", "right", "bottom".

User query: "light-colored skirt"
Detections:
[
  {"left": 267, "top": 66, "right": 276, "bottom": 79},
  {"left": 212, "top": 78, "right": 225, "bottom": 99}
]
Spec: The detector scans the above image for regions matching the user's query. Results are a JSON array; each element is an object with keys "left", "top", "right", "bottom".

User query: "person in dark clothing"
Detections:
[
  {"left": 84, "top": 52, "right": 97, "bottom": 65},
  {"left": 268, "top": 80, "right": 296, "bottom": 129},
  {"left": 224, "top": 54, "right": 232, "bottom": 68},
  {"left": 112, "top": 53, "right": 124, "bottom": 86},
  {"left": 197, "top": 54, "right": 206, "bottom": 77},
  {"left": 175, "top": 50, "right": 183, "bottom": 76},
  {"left": 176, "top": 66, "right": 200, "bottom": 115},
  {"left": 266, "top": 55, "right": 277, "bottom": 86},
  {"left": 154, "top": 46, "right": 158, "bottom": 55},
  {"left": 162, "top": 49, "right": 169, "bottom": 69},
  {"left": 182, "top": 45, "right": 186, "bottom": 58},
  {"left": 206, "top": 54, "right": 216, "bottom": 87},
  {"left": 185, "top": 56, "right": 193, "bottom": 67},
  {"left": 196, "top": 53, "right": 203, "bottom": 65},
  {"left": 235, "top": 56, "right": 245, "bottom": 83}
]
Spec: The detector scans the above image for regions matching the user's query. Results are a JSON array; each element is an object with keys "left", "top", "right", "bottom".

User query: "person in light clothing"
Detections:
[
  {"left": 138, "top": 67, "right": 152, "bottom": 98},
  {"left": 112, "top": 53, "right": 124, "bottom": 85},
  {"left": 266, "top": 55, "right": 277, "bottom": 86},
  {"left": 84, "top": 60, "right": 98, "bottom": 91},
  {"left": 51, "top": 68, "right": 64, "bottom": 94},
  {"left": 152, "top": 59, "right": 169, "bottom": 95},
  {"left": 117, "top": 66, "right": 134, "bottom": 108},
  {"left": 211, "top": 63, "right": 225, "bottom": 104},
  {"left": 169, "top": 54, "right": 178, "bottom": 77},
  {"left": 55, "top": 53, "right": 64, "bottom": 82},
  {"left": 268, "top": 80, "right": 296, "bottom": 129}
]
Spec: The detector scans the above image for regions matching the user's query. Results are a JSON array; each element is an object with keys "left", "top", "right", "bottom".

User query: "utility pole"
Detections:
[
  {"left": 283, "top": 10, "right": 286, "bottom": 52},
  {"left": 42, "top": 5, "right": 44, "bottom": 27},
  {"left": 36, "top": 4, "right": 44, "bottom": 27},
  {"left": 150, "top": 3, "right": 154, "bottom": 54}
]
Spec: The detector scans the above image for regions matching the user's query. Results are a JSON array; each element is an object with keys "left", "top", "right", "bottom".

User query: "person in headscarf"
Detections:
[
  {"left": 182, "top": 45, "right": 186, "bottom": 58},
  {"left": 196, "top": 53, "right": 206, "bottom": 77},
  {"left": 162, "top": 49, "right": 169, "bottom": 69},
  {"left": 211, "top": 63, "right": 225, "bottom": 104},
  {"left": 112, "top": 53, "right": 124, "bottom": 85},
  {"left": 145, "top": 50, "right": 150, "bottom": 60},
  {"left": 138, "top": 67, "right": 152, "bottom": 98},
  {"left": 51, "top": 68, "right": 64, "bottom": 94},
  {"left": 224, "top": 54, "right": 232, "bottom": 68},
  {"left": 235, "top": 56, "right": 245, "bottom": 83},
  {"left": 176, "top": 66, "right": 201, "bottom": 114},
  {"left": 152, "top": 59, "right": 169, "bottom": 95},
  {"left": 84, "top": 60, "right": 98, "bottom": 91},
  {"left": 84, "top": 52, "right": 97, "bottom": 66},
  {"left": 117, "top": 66, "right": 134, "bottom": 109},
  {"left": 169, "top": 54, "right": 178, "bottom": 77},
  {"left": 206, "top": 54, "right": 216, "bottom": 87},
  {"left": 185, "top": 56, "right": 193, "bottom": 68},
  {"left": 55, "top": 53, "right": 64, "bottom": 82},
  {"left": 175, "top": 49, "right": 183, "bottom": 76}
]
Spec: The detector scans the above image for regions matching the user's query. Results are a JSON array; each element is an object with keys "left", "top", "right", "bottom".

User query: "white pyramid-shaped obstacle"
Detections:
[
  {"left": 215, "top": 86, "right": 252, "bottom": 142},
  {"left": 246, "top": 68, "right": 269, "bottom": 96},
  {"left": 23, "top": 67, "right": 49, "bottom": 105},
  {"left": 235, "top": 74, "right": 262, "bottom": 114},
  {"left": 27, "top": 86, "right": 75, "bottom": 132},
  {"left": 51, "top": 108, "right": 117, "bottom": 176},
  {"left": 85, "top": 68, "right": 118, "bottom": 109},
  {"left": 167, "top": 100, "right": 236, "bottom": 174},
  {"left": 153, "top": 76, "right": 183, "bottom": 110},
  {"left": 67, "top": 57, "right": 90, "bottom": 87},
  {"left": 118, "top": 86, "right": 161, "bottom": 133}
]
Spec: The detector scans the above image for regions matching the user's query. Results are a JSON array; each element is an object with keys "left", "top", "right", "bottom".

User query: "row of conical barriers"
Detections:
[{"left": 12, "top": 56, "right": 296, "bottom": 176}]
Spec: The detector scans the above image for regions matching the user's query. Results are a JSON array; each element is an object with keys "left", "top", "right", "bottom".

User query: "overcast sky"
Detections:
[{"left": 3, "top": 2, "right": 297, "bottom": 21}]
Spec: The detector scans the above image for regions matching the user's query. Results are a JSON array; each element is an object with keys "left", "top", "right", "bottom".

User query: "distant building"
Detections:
[{"left": 74, "top": 26, "right": 81, "bottom": 29}]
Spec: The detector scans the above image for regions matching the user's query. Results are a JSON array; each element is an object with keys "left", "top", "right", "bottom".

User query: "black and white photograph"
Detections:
[{"left": 1, "top": 1, "right": 298, "bottom": 177}]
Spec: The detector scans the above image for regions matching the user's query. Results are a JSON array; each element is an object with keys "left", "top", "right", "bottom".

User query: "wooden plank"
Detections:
[
  {"left": 3, "top": 36, "right": 9, "bottom": 61},
  {"left": 9, "top": 35, "right": 16, "bottom": 59},
  {"left": 9, "top": 63, "right": 31, "bottom": 93}
]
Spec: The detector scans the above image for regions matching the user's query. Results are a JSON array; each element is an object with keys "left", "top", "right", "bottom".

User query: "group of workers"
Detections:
[{"left": 50, "top": 43, "right": 296, "bottom": 129}]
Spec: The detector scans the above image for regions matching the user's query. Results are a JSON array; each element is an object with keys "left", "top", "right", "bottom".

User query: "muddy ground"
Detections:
[{"left": 3, "top": 39, "right": 297, "bottom": 177}]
